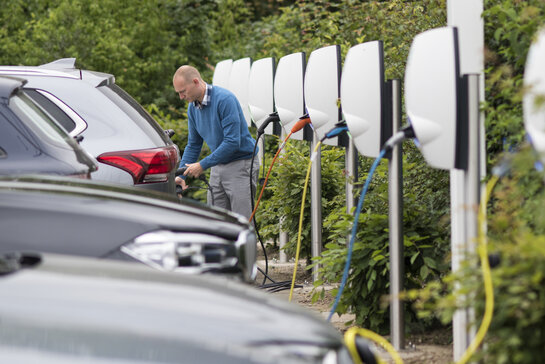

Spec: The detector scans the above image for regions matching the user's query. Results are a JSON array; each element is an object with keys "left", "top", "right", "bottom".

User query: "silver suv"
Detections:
[{"left": 0, "top": 59, "right": 180, "bottom": 194}]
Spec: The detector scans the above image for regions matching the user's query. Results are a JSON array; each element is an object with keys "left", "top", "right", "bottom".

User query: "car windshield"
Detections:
[{"left": 9, "top": 91, "right": 76, "bottom": 150}]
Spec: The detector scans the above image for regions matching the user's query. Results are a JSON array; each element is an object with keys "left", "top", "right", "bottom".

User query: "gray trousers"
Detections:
[{"left": 207, "top": 157, "right": 260, "bottom": 219}]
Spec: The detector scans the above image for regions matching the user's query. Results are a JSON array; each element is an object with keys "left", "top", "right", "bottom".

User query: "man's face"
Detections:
[{"left": 173, "top": 76, "right": 200, "bottom": 103}]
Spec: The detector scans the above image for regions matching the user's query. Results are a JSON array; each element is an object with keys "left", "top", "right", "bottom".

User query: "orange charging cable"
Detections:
[{"left": 248, "top": 117, "right": 311, "bottom": 223}]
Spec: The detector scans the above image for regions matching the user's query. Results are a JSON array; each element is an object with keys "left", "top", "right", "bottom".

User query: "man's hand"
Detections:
[
  {"left": 175, "top": 176, "right": 188, "bottom": 190},
  {"left": 183, "top": 162, "right": 203, "bottom": 178}
]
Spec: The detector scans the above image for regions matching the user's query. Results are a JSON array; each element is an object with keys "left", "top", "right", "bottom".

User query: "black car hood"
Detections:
[
  {"left": 0, "top": 175, "right": 251, "bottom": 257},
  {"left": 0, "top": 254, "right": 344, "bottom": 363}
]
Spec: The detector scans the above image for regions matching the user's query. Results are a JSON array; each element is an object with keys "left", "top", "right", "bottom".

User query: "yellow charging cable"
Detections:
[
  {"left": 345, "top": 327, "right": 403, "bottom": 364},
  {"left": 456, "top": 174, "right": 499, "bottom": 364},
  {"left": 288, "top": 140, "right": 322, "bottom": 302}
]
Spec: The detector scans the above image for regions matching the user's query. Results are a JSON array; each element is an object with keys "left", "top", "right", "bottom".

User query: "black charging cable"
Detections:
[{"left": 175, "top": 167, "right": 213, "bottom": 204}]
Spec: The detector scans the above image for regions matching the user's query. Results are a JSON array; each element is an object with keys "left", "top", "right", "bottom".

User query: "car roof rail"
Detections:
[{"left": 39, "top": 58, "right": 77, "bottom": 70}]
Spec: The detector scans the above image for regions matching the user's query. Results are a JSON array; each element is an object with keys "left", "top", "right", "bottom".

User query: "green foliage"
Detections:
[
  {"left": 254, "top": 0, "right": 446, "bottom": 79},
  {"left": 255, "top": 141, "right": 346, "bottom": 260},
  {"left": 408, "top": 147, "right": 545, "bottom": 363},
  {"left": 482, "top": 0, "right": 545, "bottom": 164},
  {"left": 0, "top": 0, "right": 215, "bottom": 107}
]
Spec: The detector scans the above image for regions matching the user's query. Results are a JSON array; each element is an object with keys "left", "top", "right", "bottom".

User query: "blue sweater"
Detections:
[{"left": 180, "top": 86, "right": 257, "bottom": 171}]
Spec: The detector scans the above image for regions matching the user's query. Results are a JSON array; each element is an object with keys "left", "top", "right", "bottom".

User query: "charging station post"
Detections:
[
  {"left": 448, "top": 1, "right": 485, "bottom": 359},
  {"left": 387, "top": 79, "right": 404, "bottom": 350}
]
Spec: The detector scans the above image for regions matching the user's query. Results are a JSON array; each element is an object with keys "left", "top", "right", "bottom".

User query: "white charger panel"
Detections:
[
  {"left": 212, "top": 59, "right": 233, "bottom": 89},
  {"left": 304, "top": 45, "right": 341, "bottom": 146},
  {"left": 524, "top": 28, "right": 545, "bottom": 156},
  {"left": 405, "top": 27, "right": 461, "bottom": 170},
  {"left": 228, "top": 57, "right": 252, "bottom": 127},
  {"left": 248, "top": 57, "right": 275, "bottom": 135},
  {"left": 274, "top": 52, "right": 306, "bottom": 140},
  {"left": 341, "top": 41, "right": 384, "bottom": 157}
]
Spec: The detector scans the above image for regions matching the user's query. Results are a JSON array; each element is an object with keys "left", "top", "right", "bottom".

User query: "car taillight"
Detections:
[{"left": 97, "top": 145, "right": 178, "bottom": 184}]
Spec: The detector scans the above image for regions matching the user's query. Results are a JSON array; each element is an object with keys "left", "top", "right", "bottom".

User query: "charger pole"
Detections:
[
  {"left": 279, "top": 130, "right": 288, "bottom": 263},
  {"left": 388, "top": 79, "right": 405, "bottom": 350},
  {"left": 465, "top": 72, "right": 482, "bottom": 345},
  {"left": 346, "top": 140, "right": 357, "bottom": 214},
  {"left": 311, "top": 134, "right": 322, "bottom": 282},
  {"left": 448, "top": 1, "right": 484, "bottom": 359}
]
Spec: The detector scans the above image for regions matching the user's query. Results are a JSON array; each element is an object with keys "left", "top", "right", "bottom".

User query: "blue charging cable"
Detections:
[
  {"left": 327, "top": 125, "right": 414, "bottom": 322},
  {"left": 327, "top": 148, "right": 387, "bottom": 321}
]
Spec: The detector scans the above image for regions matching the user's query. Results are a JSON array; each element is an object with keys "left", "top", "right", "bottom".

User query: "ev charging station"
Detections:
[
  {"left": 274, "top": 52, "right": 308, "bottom": 141},
  {"left": 274, "top": 52, "right": 308, "bottom": 263},
  {"left": 406, "top": 26, "right": 486, "bottom": 361},
  {"left": 248, "top": 57, "right": 278, "bottom": 179},
  {"left": 523, "top": 28, "right": 545, "bottom": 156},
  {"left": 341, "top": 40, "right": 404, "bottom": 350},
  {"left": 447, "top": 1, "right": 485, "bottom": 360},
  {"left": 248, "top": 57, "right": 277, "bottom": 136},
  {"left": 304, "top": 45, "right": 343, "bottom": 281},
  {"left": 228, "top": 57, "right": 252, "bottom": 127},
  {"left": 212, "top": 59, "right": 233, "bottom": 89}
]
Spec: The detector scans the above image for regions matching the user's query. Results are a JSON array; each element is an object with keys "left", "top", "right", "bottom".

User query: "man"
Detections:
[{"left": 173, "top": 65, "right": 259, "bottom": 219}]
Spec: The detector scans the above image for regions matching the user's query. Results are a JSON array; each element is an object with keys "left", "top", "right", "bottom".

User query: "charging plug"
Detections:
[
  {"left": 382, "top": 124, "right": 415, "bottom": 151},
  {"left": 322, "top": 121, "right": 348, "bottom": 141},
  {"left": 290, "top": 114, "right": 311, "bottom": 133},
  {"left": 257, "top": 112, "right": 280, "bottom": 136}
]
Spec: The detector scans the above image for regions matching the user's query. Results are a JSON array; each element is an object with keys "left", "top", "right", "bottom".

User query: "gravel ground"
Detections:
[{"left": 256, "top": 259, "right": 453, "bottom": 364}]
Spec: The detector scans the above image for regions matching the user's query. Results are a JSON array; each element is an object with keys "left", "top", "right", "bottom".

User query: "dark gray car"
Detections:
[
  {"left": 0, "top": 59, "right": 180, "bottom": 194},
  {"left": 0, "top": 174, "right": 256, "bottom": 281},
  {"left": 0, "top": 76, "right": 97, "bottom": 177},
  {"left": 0, "top": 252, "right": 353, "bottom": 363}
]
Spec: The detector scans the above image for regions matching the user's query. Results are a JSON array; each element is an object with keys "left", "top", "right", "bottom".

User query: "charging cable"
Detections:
[
  {"left": 327, "top": 125, "right": 414, "bottom": 320},
  {"left": 345, "top": 326, "right": 403, "bottom": 364},
  {"left": 250, "top": 113, "right": 280, "bottom": 285},
  {"left": 249, "top": 115, "right": 311, "bottom": 223},
  {"left": 174, "top": 167, "right": 212, "bottom": 203},
  {"left": 288, "top": 121, "right": 348, "bottom": 302}
]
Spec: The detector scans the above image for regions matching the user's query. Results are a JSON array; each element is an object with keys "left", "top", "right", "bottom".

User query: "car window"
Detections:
[
  {"left": 0, "top": 113, "right": 40, "bottom": 157},
  {"left": 97, "top": 84, "right": 170, "bottom": 145},
  {"left": 23, "top": 89, "right": 77, "bottom": 133},
  {"left": 9, "top": 91, "right": 76, "bottom": 150}
]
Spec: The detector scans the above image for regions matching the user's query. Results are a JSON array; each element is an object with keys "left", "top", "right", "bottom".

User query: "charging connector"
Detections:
[{"left": 257, "top": 112, "right": 281, "bottom": 136}]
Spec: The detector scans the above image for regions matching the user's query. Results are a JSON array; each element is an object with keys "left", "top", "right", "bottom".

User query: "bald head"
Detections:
[
  {"left": 173, "top": 65, "right": 205, "bottom": 103},
  {"left": 173, "top": 65, "right": 202, "bottom": 83}
]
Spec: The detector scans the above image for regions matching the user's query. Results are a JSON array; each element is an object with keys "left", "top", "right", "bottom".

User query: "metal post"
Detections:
[
  {"left": 447, "top": 1, "right": 484, "bottom": 359},
  {"left": 464, "top": 73, "right": 481, "bottom": 345},
  {"left": 388, "top": 79, "right": 405, "bottom": 350},
  {"left": 311, "top": 134, "right": 322, "bottom": 282},
  {"left": 452, "top": 74, "right": 481, "bottom": 359},
  {"left": 346, "top": 140, "right": 358, "bottom": 215},
  {"left": 279, "top": 130, "right": 288, "bottom": 263}
]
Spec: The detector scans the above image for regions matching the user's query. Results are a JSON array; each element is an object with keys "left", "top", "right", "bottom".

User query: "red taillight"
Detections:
[{"left": 97, "top": 146, "right": 179, "bottom": 184}]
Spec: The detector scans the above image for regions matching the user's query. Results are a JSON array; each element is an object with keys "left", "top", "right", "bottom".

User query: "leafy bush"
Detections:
[
  {"left": 255, "top": 141, "right": 346, "bottom": 260},
  {"left": 408, "top": 147, "right": 545, "bottom": 363}
]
